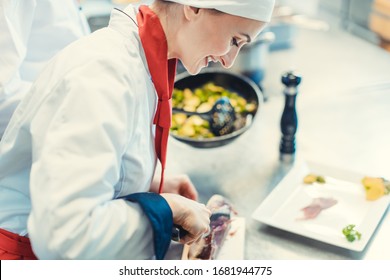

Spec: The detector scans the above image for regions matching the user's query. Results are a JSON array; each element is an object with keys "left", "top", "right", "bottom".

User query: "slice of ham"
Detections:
[{"left": 299, "top": 197, "right": 337, "bottom": 220}]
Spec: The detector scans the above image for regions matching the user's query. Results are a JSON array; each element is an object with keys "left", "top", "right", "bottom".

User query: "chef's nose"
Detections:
[{"left": 220, "top": 47, "right": 240, "bottom": 69}]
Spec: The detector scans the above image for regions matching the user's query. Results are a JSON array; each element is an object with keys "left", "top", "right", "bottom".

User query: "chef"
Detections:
[
  {"left": 0, "top": 0, "right": 275, "bottom": 259},
  {"left": 0, "top": 0, "right": 90, "bottom": 138}
]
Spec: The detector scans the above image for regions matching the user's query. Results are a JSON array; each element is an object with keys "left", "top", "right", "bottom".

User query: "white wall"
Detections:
[{"left": 276, "top": 0, "right": 320, "bottom": 16}]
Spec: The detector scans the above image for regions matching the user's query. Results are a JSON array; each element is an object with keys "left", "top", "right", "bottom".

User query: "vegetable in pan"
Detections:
[{"left": 171, "top": 82, "right": 257, "bottom": 139}]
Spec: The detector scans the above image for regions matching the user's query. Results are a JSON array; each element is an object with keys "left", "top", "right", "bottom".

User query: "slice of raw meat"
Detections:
[{"left": 299, "top": 197, "right": 337, "bottom": 220}]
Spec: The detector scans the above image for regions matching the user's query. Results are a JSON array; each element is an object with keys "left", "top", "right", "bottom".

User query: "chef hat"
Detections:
[{"left": 164, "top": 0, "right": 275, "bottom": 22}]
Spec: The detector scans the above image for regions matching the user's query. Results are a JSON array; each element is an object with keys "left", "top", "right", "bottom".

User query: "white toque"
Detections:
[{"left": 165, "top": 0, "right": 275, "bottom": 22}]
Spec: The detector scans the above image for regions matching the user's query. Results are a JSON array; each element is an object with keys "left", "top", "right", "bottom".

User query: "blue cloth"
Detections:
[{"left": 120, "top": 192, "right": 173, "bottom": 260}]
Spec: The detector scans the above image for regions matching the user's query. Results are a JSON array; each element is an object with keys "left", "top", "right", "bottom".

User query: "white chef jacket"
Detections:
[
  {"left": 0, "top": 0, "right": 90, "bottom": 137},
  {"left": 0, "top": 5, "right": 158, "bottom": 259}
]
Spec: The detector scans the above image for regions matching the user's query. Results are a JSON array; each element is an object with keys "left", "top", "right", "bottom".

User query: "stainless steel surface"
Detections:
[{"left": 166, "top": 26, "right": 390, "bottom": 259}]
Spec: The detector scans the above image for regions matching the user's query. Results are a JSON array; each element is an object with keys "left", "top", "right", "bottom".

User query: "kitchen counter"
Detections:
[{"left": 166, "top": 25, "right": 390, "bottom": 259}]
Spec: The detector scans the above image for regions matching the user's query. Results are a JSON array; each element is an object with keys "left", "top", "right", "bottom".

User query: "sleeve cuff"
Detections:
[{"left": 120, "top": 192, "right": 173, "bottom": 260}]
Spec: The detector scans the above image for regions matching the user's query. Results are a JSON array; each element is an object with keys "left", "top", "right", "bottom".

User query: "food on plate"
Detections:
[
  {"left": 298, "top": 197, "right": 337, "bottom": 220},
  {"left": 361, "top": 176, "right": 390, "bottom": 201},
  {"left": 342, "top": 224, "right": 362, "bottom": 242},
  {"left": 303, "top": 173, "right": 326, "bottom": 184},
  {"left": 171, "top": 82, "right": 257, "bottom": 139},
  {"left": 186, "top": 194, "right": 236, "bottom": 260}
]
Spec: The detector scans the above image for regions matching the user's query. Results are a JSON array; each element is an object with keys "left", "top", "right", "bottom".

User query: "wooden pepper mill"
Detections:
[{"left": 280, "top": 71, "right": 302, "bottom": 163}]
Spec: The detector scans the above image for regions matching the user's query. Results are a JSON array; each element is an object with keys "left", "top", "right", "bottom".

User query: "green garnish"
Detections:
[
  {"left": 316, "top": 176, "right": 326, "bottom": 183},
  {"left": 342, "top": 224, "right": 362, "bottom": 242},
  {"left": 383, "top": 179, "right": 390, "bottom": 195}
]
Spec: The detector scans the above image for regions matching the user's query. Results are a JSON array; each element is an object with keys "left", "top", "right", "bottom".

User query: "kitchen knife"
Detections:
[{"left": 171, "top": 212, "right": 230, "bottom": 242}]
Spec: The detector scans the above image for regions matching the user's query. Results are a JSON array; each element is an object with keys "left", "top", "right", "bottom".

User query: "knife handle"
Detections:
[{"left": 171, "top": 224, "right": 188, "bottom": 242}]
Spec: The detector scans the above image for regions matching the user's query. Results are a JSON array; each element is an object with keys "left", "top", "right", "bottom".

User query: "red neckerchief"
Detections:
[{"left": 137, "top": 5, "right": 177, "bottom": 194}]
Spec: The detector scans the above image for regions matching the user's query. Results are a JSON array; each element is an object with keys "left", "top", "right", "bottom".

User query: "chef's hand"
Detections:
[
  {"left": 151, "top": 174, "right": 198, "bottom": 201},
  {"left": 161, "top": 193, "right": 211, "bottom": 245}
]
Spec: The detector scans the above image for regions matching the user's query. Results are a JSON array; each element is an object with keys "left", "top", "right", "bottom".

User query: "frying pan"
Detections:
[{"left": 170, "top": 68, "right": 263, "bottom": 148}]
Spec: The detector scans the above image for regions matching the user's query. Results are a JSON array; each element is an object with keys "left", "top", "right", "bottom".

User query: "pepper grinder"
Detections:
[{"left": 279, "top": 71, "right": 302, "bottom": 163}]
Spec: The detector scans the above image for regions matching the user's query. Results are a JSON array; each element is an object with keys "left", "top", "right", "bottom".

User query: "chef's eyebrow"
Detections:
[{"left": 240, "top": 33, "right": 252, "bottom": 43}]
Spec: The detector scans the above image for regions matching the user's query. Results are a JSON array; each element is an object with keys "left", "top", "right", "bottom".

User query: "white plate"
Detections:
[{"left": 251, "top": 160, "right": 390, "bottom": 252}]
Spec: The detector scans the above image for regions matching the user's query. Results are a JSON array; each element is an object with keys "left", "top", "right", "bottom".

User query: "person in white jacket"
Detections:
[
  {"left": 0, "top": 0, "right": 90, "bottom": 138},
  {"left": 0, "top": 0, "right": 274, "bottom": 259}
]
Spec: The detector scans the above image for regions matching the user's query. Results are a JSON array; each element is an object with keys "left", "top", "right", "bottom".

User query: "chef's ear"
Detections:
[{"left": 183, "top": 5, "right": 201, "bottom": 21}]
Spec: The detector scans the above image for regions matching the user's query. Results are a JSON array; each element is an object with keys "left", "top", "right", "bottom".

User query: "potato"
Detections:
[
  {"left": 172, "top": 113, "right": 187, "bottom": 126},
  {"left": 303, "top": 174, "right": 317, "bottom": 184},
  {"left": 186, "top": 115, "right": 205, "bottom": 126},
  {"left": 196, "top": 102, "right": 213, "bottom": 113},
  {"left": 177, "top": 123, "right": 196, "bottom": 137},
  {"left": 362, "top": 176, "right": 385, "bottom": 201}
]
